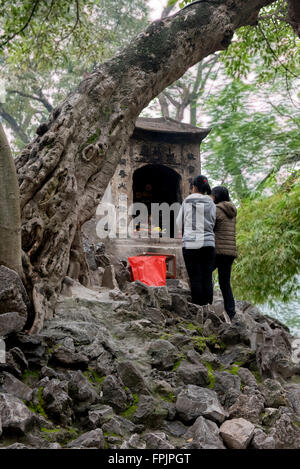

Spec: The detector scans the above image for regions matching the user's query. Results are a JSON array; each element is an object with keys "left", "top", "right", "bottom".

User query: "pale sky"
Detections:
[{"left": 147, "top": 0, "right": 167, "bottom": 20}]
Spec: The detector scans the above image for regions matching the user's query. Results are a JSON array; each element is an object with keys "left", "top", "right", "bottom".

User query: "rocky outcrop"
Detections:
[
  {"left": 0, "top": 266, "right": 30, "bottom": 336},
  {"left": 0, "top": 279, "right": 300, "bottom": 449},
  {"left": 176, "top": 386, "right": 227, "bottom": 424},
  {"left": 0, "top": 393, "right": 36, "bottom": 434},
  {"left": 183, "top": 416, "right": 225, "bottom": 449},
  {"left": 220, "top": 418, "right": 255, "bottom": 449},
  {"left": 66, "top": 428, "right": 105, "bottom": 449}
]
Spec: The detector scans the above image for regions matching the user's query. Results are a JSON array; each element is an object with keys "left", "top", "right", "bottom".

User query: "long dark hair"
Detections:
[
  {"left": 192, "top": 175, "right": 211, "bottom": 195},
  {"left": 211, "top": 186, "right": 230, "bottom": 204}
]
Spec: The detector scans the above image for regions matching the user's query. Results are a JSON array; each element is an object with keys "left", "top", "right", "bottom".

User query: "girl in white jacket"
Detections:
[{"left": 176, "top": 175, "right": 216, "bottom": 306}]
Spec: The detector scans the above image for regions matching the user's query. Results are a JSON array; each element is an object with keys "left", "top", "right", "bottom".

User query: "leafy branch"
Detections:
[{"left": 0, "top": 0, "right": 41, "bottom": 48}]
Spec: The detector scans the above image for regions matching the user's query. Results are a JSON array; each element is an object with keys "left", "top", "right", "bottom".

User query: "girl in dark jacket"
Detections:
[{"left": 211, "top": 186, "right": 238, "bottom": 321}]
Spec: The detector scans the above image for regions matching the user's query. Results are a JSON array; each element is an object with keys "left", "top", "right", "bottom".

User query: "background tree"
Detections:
[
  {"left": 201, "top": 77, "right": 300, "bottom": 200},
  {"left": 0, "top": 0, "right": 149, "bottom": 151},
  {"left": 152, "top": 1, "right": 299, "bottom": 201},
  {"left": 233, "top": 171, "right": 300, "bottom": 304}
]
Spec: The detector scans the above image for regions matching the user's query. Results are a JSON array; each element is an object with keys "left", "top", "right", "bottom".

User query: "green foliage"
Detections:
[
  {"left": 223, "top": 364, "right": 240, "bottom": 376},
  {"left": 0, "top": 0, "right": 149, "bottom": 151},
  {"left": 201, "top": 78, "right": 300, "bottom": 201},
  {"left": 0, "top": 0, "right": 149, "bottom": 71},
  {"left": 41, "top": 427, "right": 60, "bottom": 433},
  {"left": 172, "top": 359, "right": 182, "bottom": 371},
  {"left": 203, "top": 361, "right": 216, "bottom": 389},
  {"left": 191, "top": 334, "right": 225, "bottom": 353},
  {"left": 232, "top": 174, "right": 300, "bottom": 304},
  {"left": 158, "top": 392, "right": 176, "bottom": 403},
  {"left": 28, "top": 386, "right": 48, "bottom": 419},
  {"left": 121, "top": 393, "right": 140, "bottom": 419},
  {"left": 184, "top": 322, "right": 203, "bottom": 334},
  {"left": 171, "top": 0, "right": 300, "bottom": 82},
  {"left": 83, "top": 368, "right": 105, "bottom": 385},
  {"left": 221, "top": 1, "right": 299, "bottom": 82},
  {"left": 22, "top": 369, "right": 40, "bottom": 384}
]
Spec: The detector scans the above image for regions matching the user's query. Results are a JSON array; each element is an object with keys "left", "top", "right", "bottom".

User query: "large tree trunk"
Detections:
[
  {"left": 288, "top": 0, "right": 300, "bottom": 37},
  {"left": 0, "top": 122, "right": 23, "bottom": 276},
  {"left": 14, "top": 0, "right": 296, "bottom": 333}
]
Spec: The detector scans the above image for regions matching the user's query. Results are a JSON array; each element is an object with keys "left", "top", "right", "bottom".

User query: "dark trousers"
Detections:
[
  {"left": 214, "top": 254, "right": 236, "bottom": 319},
  {"left": 182, "top": 246, "right": 215, "bottom": 306}
]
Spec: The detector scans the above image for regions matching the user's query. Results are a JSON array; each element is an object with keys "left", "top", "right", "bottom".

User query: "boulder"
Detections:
[
  {"left": 218, "top": 345, "right": 256, "bottom": 370},
  {"left": 291, "top": 338, "right": 300, "bottom": 364},
  {"left": 261, "top": 407, "right": 279, "bottom": 427},
  {"left": 220, "top": 418, "right": 255, "bottom": 449},
  {"left": 171, "top": 294, "right": 191, "bottom": 319},
  {"left": 184, "top": 416, "right": 226, "bottom": 449},
  {"left": 101, "top": 265, "right": 119, "bottom": 290},
  {"left": 213, "top": 371, "right": 241, "bottom": 407},
  {"left": 238, "top": 367, "right": 258, "bottom": 388},
  {"left": 120, "top": 434, "right": 146, "bottom": 450},
  {"left": 117, "top": 361, "right": 150, "bottom": 395},
  {"left": 0, "top": 266, "right": 29, "bottom": 318},
  {"left": 285, "top": 384, "right": 300, "bottom": 416},
  {"left": 102, "top": 416, "right": 137, "bottom": 437},
  {"left": 0, "top": 312, "right": 26, "bottom": 337},
  {"left": 67, "top": 370, "right": 98, "bottom": 411},
  {"left": 143, "top": 432, "right": 175, "bottom": 449},
  {"left": 3, "top": 443, "right": 32, "bottom": 449},
  {"left": 0, "top": 371, "right": 33, "bottom": 402},
  {"left": 88, "top": 405, "right": 114, "bottom": 428},
  {"left": 40, "top": 366, "right": 58, "bottom": 380},
  {"left": 102, "top": 375, "right": 128, "bottom": 412},
  {"left": 0, "top": 347, "right": 28, "bottom": 378},
  {"left": 269, "top": 410, "right": 300, "bottom": 449},
  {"left": 160, "top": 400, "right": 176, "bottom": 421},
  {"left": 14, "top": 333, "right": 47, "bottom": 367},
  {"left": 153, "top": 380, "right": 175, "bottom": 400},
  {"left": 260, "top": 379, "right": 288, "bottom": 408},
  {"left": 228, "top": 387, "right": 265, "bottom": 424},
  {"left": 188, "top": 303, "right": 204, "bottom": 324},
  {"left": 176, "top": 361, "right": 209, "bottom": 387},
  {"left": 255, "top": 323, "right": 296, "bottom": 379},
  {"left": 176, "top": 385, "right": 227, "bottom": 424},
  {"left": 162, "top": 420, "right": 188, "bottom": 438},
  {"left": 67, "top": 428, "right": 105, "bottom": 449},
  {"left": 126, "top": 281, "right": 172, "bottom": 310},
  {"left": 250, "top": 428, "right": 276, "bottom": 449},
  {"left": 41, "top": 378, "right": 73, "bottom": 425},
  {"left": 143, "top": 308, "right": 166, "bottom": 325},
  {"left": 96, "top": 350, "right": 115, "bottom": 377},
  {"left": 202, "top": 306, "right": 224, "bottom": 330},
  {"left": 51, "top": 346, "right": 89, "bottom": 369},
  {"left": 132, "top": 395, "right": 168, "bottom": 427},
  {"left": 148, "top": 340, "right": 178, "bottom": 370},
  {"left": 0, "top": 392, "right": 36, "bottom": 434},
  {"left": 218, "top": 317, "right": 251, "bottom": 347},
  {"left": 112, "top": 259, "right": 131, "bottom": 291}
]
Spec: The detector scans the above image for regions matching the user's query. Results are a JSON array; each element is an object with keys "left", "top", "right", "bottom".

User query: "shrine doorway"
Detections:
[{"left": 132, "top": 164, "right": 182, "bottom": 237}]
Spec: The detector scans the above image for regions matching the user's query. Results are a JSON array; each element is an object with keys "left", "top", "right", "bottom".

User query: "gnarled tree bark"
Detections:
[{"left": 13, "top": 0, "right": 299, "bottom": 333}]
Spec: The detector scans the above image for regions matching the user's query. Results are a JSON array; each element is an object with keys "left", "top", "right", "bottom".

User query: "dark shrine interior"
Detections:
[{"left": 132, "top": 164, "right": 182, "bottom": 237}]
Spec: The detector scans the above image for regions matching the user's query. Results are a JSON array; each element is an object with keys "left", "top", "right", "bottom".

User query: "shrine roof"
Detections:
[{"left": 135, "top": 117, "right": 210, "bottom": 140}]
